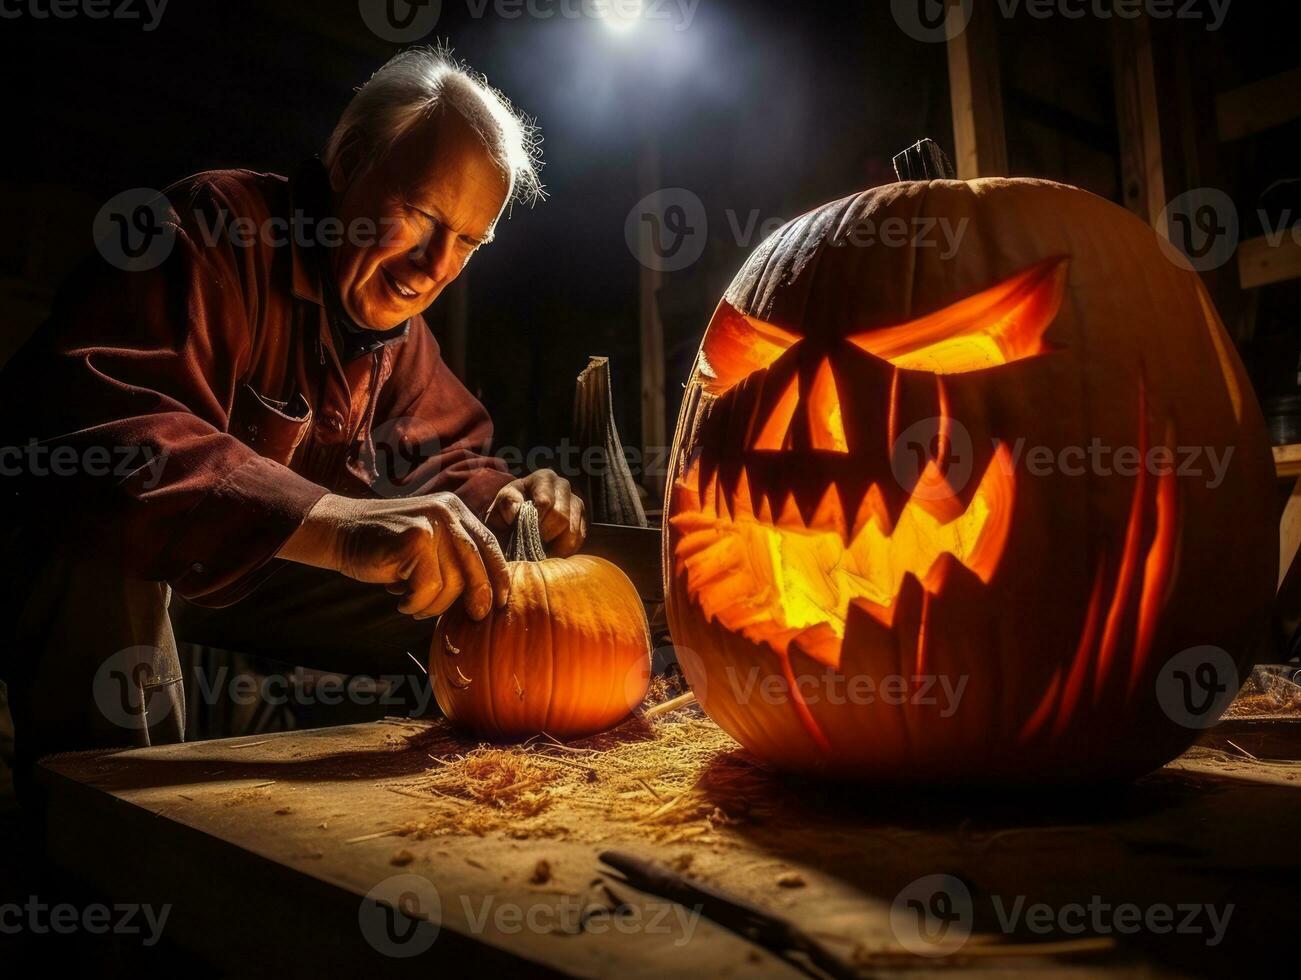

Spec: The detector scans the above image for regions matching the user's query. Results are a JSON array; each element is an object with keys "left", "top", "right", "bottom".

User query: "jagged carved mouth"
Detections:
[{"left": 670, "top": 446, "right": 1015, "bottom": 669}]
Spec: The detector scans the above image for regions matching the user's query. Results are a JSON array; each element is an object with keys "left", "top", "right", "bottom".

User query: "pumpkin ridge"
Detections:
[
  {"left": 536, "top": 558, "right": 558, "bottom": 736},
  {"left": 482, "top": 586, "right": 501, "bottom": 735}
]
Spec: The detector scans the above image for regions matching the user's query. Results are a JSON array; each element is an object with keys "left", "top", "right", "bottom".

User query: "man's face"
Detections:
[{"left": 331, "top": 107, "right": 510, "bottom": 331}]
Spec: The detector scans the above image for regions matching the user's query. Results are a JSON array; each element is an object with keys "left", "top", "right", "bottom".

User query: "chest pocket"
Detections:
[{"left": 228, "top": 383, "right": 313, "bottom": 467}]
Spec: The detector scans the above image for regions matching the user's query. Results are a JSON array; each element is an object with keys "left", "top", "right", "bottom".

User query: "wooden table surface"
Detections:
[{"left": 38, "top": 714, "right": 1301, "bottom": 978}]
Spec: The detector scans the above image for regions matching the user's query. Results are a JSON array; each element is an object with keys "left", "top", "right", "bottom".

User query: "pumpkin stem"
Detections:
[
  {"left": 893, "top": 139, "right": 955, "bottom": 181},
  {"left": 509, "top": 500, "right": 548, "bottom": 563}
]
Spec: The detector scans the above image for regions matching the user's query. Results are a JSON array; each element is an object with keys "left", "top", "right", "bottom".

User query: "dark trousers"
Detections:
[{"left": 2, "top": 539, "right": 436, "bottom": 802}]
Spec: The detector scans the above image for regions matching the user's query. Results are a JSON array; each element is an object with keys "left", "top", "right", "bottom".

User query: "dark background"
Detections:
[{"left": 1, "top": 0, "right": 1298, "bottom": 505}]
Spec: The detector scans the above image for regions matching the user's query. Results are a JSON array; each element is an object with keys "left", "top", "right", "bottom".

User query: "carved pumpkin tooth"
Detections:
[
  {"left": 719, "top": 468, "right": 739, "bottom": 522},
  {"left": 851, "top": 483, "right": 893, "bottom": 539},
  {"left": 810, "top": 483, "right": 847, "bottom": 536},
  {"left": 699, "top": 466, "right": 719, "bottom": 516},
  {"left": 776, "top": 490, "right": 803, "bottom": 530},
  {"left": 732, "top": 467, "right": 755, "bottom": 518}
]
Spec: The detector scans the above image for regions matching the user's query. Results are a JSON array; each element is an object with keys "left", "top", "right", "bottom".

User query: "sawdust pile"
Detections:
[
  {"left": 391, "top": 692, "right": 774, "bottom": 844},
  {"left": 1224, "top": 668, "right": 1301, "bottom": 718}
]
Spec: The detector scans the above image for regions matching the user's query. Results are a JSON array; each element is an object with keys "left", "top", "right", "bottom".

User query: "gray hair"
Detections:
[{"left": 324, "top": 46, "right": 544, "bottom": 207}]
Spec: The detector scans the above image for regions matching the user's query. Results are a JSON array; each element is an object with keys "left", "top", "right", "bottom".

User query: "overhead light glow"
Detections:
[{"left": 596, "top": 0, "right": 644, "bottom": 34}]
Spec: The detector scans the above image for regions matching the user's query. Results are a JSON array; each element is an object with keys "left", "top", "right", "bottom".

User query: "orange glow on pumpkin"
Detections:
[
  {"left": 808, "top": 358, "right": 849, "bottom": 453},
  {"left": 848, "top": 256, "right": 1068, "bottom": 373},
  {"left": 672, "top": 442, "right": 1014, "bottom": 669}
]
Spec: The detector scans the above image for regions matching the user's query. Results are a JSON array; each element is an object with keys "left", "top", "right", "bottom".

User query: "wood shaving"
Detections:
[{"left": 389, "top": 695, "right": 768, "bottom": 844}]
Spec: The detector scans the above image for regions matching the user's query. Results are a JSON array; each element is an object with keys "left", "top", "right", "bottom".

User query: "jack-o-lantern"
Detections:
[{"left": 664, "top": 160, "right": 1275, "bottom": 782}]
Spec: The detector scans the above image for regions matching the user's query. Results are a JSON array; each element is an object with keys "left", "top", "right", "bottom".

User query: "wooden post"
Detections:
[
  {"left": 637, "top": 132, "right": 667, "bottom": 497},
  {"left": 946, "top": 0, "right": 1008, "bottom": 179},
  {"left": 572, "top": 356, "right": 648, "bottom": 528},
  {"left": 1112, "top": 13, "right": 1166, "bottom": 229}
]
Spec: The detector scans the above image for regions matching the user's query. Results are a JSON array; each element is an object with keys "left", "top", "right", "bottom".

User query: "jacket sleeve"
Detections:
[
  {"left": 368, "top": 322, "right": 514, "bottom": 519},
  {"left": 5, "top": 183, "right": 328, "bottom": 601}
]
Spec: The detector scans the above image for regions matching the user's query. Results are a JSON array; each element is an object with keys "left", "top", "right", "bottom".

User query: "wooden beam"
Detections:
[
  {"left": 1217, "top": 68, "right": 1301, "bottom": 143},
  {"left": 1112, "top": 13, "right": 1166, "bottom": 228},
  {"left": 1274, "top": 444, "right": 1301, "bottom": 480},
  {"left": 945, "top": 1, "right": 1008, "bottom": 179},
  {"left": 637, "top": 135, "right": 667, "bottom": 496},
  {"left": 1238, "top": 235, "right": 1301, "bottom": 290}
]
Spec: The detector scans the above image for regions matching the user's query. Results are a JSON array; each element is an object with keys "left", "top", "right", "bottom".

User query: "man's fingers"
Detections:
[
  {"left": 490, "top": 482, "right": 526, "bottom": 528},
  {"left": 550, "top": 494, "right": 586, "bottom": 557},
  {"left": 530, "top": 471, "right": 557, "bottom": 524},
  {"left": 464, "top": 516, "right": 512, "bottom": 607},
  {"left": 398, "top": 549, "right": 451, "bottom": 618},
  {"left": 441, "top": 518, "right": 494, "bottom": 621},
  {"left": 539, "top": 479, "right": 572, "bottom": 543}
]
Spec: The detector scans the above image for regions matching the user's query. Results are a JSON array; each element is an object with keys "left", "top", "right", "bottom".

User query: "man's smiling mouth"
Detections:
[{"left": 382, "top": 268, "right": 421, "bottom": 301}]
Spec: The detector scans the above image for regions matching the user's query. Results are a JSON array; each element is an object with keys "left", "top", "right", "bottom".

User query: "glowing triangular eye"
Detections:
[
  {"left": 848, "top": 257, "right": 1068, "bottom": 374},
  {"left": 752, "top": 374, "right": 798, "bottom": 450},
  {"left": 808, "top": 358, "right": 848, "bottom": 453},
  {"left": 699, "top": 302, "right": 800, "bottom": 394}
]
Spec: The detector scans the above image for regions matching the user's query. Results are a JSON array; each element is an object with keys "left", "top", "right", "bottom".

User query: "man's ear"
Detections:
[{"left": 328, "top": 135, "right": 366, "bottom": 194}]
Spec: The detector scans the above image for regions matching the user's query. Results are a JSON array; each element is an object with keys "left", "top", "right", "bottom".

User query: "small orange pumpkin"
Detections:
[{"left": 432, "top": 502, "right": 652, "bottom": 739}]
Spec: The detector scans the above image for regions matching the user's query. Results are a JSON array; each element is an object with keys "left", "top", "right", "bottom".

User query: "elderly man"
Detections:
[{"left": 0, "top": 48, "right": 582, "bottom": 792}]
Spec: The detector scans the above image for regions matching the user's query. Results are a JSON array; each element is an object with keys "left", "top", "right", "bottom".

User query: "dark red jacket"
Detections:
[{"left": 0, "top": 162, "right": 513, "bottom": 605}]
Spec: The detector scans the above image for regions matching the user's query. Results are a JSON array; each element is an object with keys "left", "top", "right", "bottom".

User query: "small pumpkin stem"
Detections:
[
  {"left": 509, "top": 500, "right": 548, "bottom": 563},
  {"left": 893, "top": 138, "right": 956, "bottom": 181}
]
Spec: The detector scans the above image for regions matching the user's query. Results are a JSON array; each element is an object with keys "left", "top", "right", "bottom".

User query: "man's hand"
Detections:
[
  {"left": 488, "top": 469, "right": 587, "bottom": 557},
  {"left": 278, "top": 494, "right": 510, "bottom": 621}
]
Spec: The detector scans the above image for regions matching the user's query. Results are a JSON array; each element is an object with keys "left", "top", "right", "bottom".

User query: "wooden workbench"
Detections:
[{"left": 38, "top": 714, "right": 1301, "bottom": 977}]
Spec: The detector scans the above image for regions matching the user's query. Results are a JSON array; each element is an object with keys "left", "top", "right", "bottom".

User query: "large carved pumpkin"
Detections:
[
  {"left": 664, "top": 172, "right": 1275, "bottom": 782},
  {"left": 433, "top": 503, "right": 651, "bottom": 739}
]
